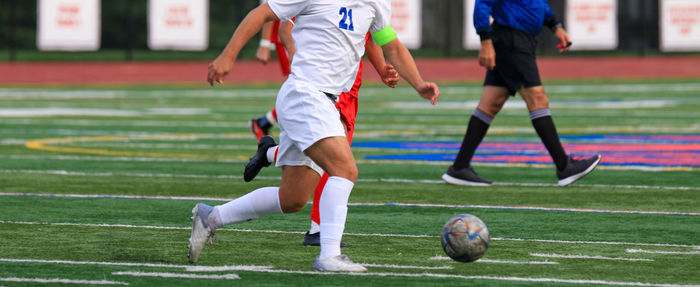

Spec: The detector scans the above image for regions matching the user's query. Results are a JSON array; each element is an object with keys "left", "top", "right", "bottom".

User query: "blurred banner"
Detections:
[
  {"left": 37, "top": 0, "right": 101, "bottom": 51},
  {"left": 462, "top": 0, "right": 481, "bottom": 50},
  {"left": 566, "top": 0, "right": 617, "bottom": 50},
  {"left": 148, "top": 0, "right": 209, "bottom": 51},
  {"left": 660, "top": 0, "right": 700, "bottom": 51},
  {"left": 391, "top": 0, "right": 422, "bottom": 49}
]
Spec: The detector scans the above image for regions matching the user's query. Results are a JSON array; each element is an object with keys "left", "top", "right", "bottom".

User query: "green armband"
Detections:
[{"left": 371, "top": 25, "right": 397, "bottom": 46}]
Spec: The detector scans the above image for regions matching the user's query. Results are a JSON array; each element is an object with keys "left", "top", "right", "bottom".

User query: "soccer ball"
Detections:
[{"left": 440, "top": 214, "right": 490, "bottom": 262}]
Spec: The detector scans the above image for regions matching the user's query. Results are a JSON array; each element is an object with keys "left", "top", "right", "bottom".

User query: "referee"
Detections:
[{"left": 442, "top": 0, "right": 601, "bottom": 187}]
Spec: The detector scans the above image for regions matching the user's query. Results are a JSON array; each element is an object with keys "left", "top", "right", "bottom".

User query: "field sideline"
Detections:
[{"left": 0, "top": 80, "right": 698, "bottom": 286}]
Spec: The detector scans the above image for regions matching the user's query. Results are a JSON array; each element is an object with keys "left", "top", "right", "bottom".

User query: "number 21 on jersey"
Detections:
[{"left": 338, "top": 7, "right": 354, "bottom": 31}]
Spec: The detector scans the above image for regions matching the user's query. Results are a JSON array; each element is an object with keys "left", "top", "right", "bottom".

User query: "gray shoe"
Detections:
[
  {"left": 557, "top": 154, "right": 601, "bottom": 186},
  {"left": 442, "top": 165, "right": 492, "bottom": 186},
  {"left": 312, "top": 254, "right": 367, "bottom": 273},
  {"left": 188, "top": 203, "right": 215, "bottom": 263}
]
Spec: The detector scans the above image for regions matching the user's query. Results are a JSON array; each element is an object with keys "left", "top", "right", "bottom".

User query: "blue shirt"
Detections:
[{"left": 474, "top": 0, "right": 558, "bottom": 39}]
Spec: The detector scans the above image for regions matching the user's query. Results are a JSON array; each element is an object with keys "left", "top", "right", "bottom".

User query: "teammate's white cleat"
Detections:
[
  {"left": 312, "top": 254, "right": 368, "bottom": 273},
  {"left": 188, "top": 203, "right": 215, "bottom": 263}
]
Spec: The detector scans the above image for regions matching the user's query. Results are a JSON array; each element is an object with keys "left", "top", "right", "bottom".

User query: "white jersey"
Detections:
[{"left": 268, "top": 0, "right": 392, "bottom": 95}]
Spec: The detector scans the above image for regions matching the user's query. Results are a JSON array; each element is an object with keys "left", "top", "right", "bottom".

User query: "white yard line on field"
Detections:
[
  {"left": 1, "top": 221, "right": 699, "bottom": 249},
  {"left": 0, "top": 154, "right": 244, "bottom": 163},
  {"left": 3, "top": 83, "right": 700, "bottom": 100},
  {"left": 1, "top": 190, "right": 697, "bottom": 216},
  {"left": 1, "top": 169, "right": 698, "bottom": 192},
  {"left": 530, "top": 253, "right": 653, "bottom": 262},
  {"left": 0, "top": 258, "right": 272, "bottom": 271},
  {"left": 429, "top": 256, "right": 559, "bottom": 264},
  {"left": 360, "top": 263, "right": 453, "bottom": 270},
  {"left": 0, "top": 277, "right": 128, "bottom": 285},
  {"left": 2, "top": 258, "right": 699, "bottom": 287},
  {"left": 111, "top": 272, "right": 239, "bottom": 280},
  {"left": 626, "top": 249, "right": 700, "bottom": 255}
]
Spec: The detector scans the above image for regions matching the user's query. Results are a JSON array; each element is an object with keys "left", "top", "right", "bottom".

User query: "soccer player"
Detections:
[
  {"left": 245, "top": 33, "right": 399, "bottom": 247},
  {"left": 442, "top": 0, "right": 601, "bottom": 187},
  {"left": 249, "top": 32, "right": 398, "bottom": 142},
  {"left": 191, "top": 0, "right": 439, "bottom": 273}
]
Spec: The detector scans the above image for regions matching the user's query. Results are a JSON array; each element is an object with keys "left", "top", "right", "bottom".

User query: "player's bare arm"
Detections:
[
  {"left": 278, "top": 20, "right": 296, "bottom": 60},
  {"left": 256, "top": 21, "right": 273, "bottom": 64},
  {"left": 366, "top": 38, "right": 399, "bottom": 88},
  {"left": 208, "top": 3, "right": 279, "bottom": 86},
  {"left": 381, "top": 39, "right": 440, "bottom": 105},
  {"left": 554, "top": 27, "right": 571, "bottom": 53},
  {"left": 479, "top": 39, "right": 496, "bottom": 70}
]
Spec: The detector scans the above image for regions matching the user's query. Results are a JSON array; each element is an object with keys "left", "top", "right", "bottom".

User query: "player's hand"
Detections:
[
  {"left": 207, "top": 55, "right": 233, "bottom": 86},
  {"left": 256, "top": 46, "right": 270, "bottom": 64},
  {"left": 554, "top": 27, "right": 571, "bottom": 53},
  {"left": 380, "top": 63, "right": 399, "bottom": 88},
  {"left": 478, "top": 39, "right": 496, "bottom": 70},
  {"left": 416, "top": 82, "right": 440, "bottom": 105}
]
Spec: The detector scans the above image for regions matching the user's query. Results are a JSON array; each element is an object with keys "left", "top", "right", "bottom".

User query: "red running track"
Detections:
[{"left": 1, "top": 56, "right": 700, "bottom": 85}]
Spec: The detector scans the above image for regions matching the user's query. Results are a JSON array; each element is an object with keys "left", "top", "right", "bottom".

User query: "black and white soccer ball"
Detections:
[{"left": 440, "top": 214, "right": 490, "bottom": 262}]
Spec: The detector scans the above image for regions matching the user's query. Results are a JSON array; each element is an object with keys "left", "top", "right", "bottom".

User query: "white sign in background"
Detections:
[
  {"left": 391, "top": 0, "right": 422, "bottom": 49},
  {"left": 148, "top": 0, "right": 209, "bottom": 51},
  {"left": 660, "top": 0, "right": 700, "bottom": 51},
  {"left": 463, "top": 0, "right": 480, "bottom": 50},
  {"left": 566, "top": 0, "right": 617, "bottom": 50},
  {"left": 37, "top": 0, "right": 101, "bottom": 51}
]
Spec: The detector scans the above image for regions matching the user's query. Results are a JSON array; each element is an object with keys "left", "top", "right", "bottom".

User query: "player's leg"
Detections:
[
  {"left": 301, "top": 136, "right": 365, "bottom": 272},
  {"left": 249, "top": 108, "right": 277, "bottom": 141},
  {"left": 519, "top": 86, "right": 601, "bottom": 186},
  {"left": 277, "top": 80, "right": 364, "bottom": 272},
  {"left": 443, "top": 86, "right": 509, "bottom": 186},
  {"left": 188, "top": 163, "right": 320, "bottom": 263},
  {"left": 305, "top": 103, "right": 356, "bottom": 246}
]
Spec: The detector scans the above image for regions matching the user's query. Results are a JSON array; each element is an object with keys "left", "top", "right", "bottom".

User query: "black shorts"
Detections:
[{"left": 484, "top": 24, "right": 542, "bottom": 96}]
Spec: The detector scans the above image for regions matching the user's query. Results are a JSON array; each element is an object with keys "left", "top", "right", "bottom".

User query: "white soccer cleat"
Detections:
[
  {"left": 312, "top": 254, "right": 368, "bottom": 273},
  {"left": 188, "top": 203, "right": 215, "bottom": 263}
]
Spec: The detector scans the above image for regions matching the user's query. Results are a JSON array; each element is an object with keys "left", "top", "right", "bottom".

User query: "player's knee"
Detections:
[
  {"left": 280, "top": 197, "right": 307, "bottom": 213},
  {"left": 478, "top": 102, "right": 502, "bottom": 117},
  {"left": 329, "top": 164, "right": 357, "bottom": 183},
  {"left": 338, "top": 166, "right": 358, "bottom": 183},
  {"left": 528, "top": 93, "right": 550, "bottom": 110}
]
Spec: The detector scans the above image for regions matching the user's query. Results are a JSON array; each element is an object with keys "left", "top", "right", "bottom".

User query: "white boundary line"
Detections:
[
  {"left": 1, "top": 191, "right": 697, "bottom": 216},
  {"left": 0, "top": 277, "right": 128, "bottom": 285},
  {"left": 2, "top": 258, "right": 698, "bottom": 287},
  {"left": 626, "top": 249, "right": 700, "bottom": 255},
  {"left": 4, "top": 83, "right": 700, "bottom": 99},
  {"left": 1, "top": 221, "right": 699, "bottom": 249},
  {"left": 111, "top": 272, "right": 239, "bottom": 280},
  {"left": 1, "top": 169, "right": 698, "bottom": 192},
  {"left": 361, "top": 263, "right": 453, "bottom": 270},
  {"left": 477, "top": 259, "right": 559, "bottom": 265},
  {"left": 530, "top": 253, "right": 653, "bottom": 262},
  {"left": 429, "top": 256, "right": 558, "bottom": 265},
  {"left": 0, "top": 258, "right": 272, "bottom": 271}
]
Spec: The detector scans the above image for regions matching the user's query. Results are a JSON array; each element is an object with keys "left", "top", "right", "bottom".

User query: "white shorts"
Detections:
[{"left": 274, "top": 75, "right": 346, "bottom": 176}]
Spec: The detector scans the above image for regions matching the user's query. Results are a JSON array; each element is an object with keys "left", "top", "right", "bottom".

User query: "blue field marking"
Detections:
[{"left": 354, "top": 134, "right": 700, "bottom": 168}]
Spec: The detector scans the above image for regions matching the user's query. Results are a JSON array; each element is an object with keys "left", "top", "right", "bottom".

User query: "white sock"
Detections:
[
  {"left": 318, "top": 176, "right": 353, "bottom": 259},
  {"left": 266, "top": 110, "right": 277, "bottom": 125},
  {"left": 309, "top": 220, "right": 320, "bottom": 234},
  {"left": 266, "top": 146, "right": 278, "bottom": 163},
  {"left": 209, "top": 187, "right": 282, "bottom": 228}
]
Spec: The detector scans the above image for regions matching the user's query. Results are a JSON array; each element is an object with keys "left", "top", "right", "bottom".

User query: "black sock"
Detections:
[
  {"left": 531, "top": 111, "right": 568, "bottom": 170},
  {"left": 453, "top": 111, "right": 491, "bottom": 170}
]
